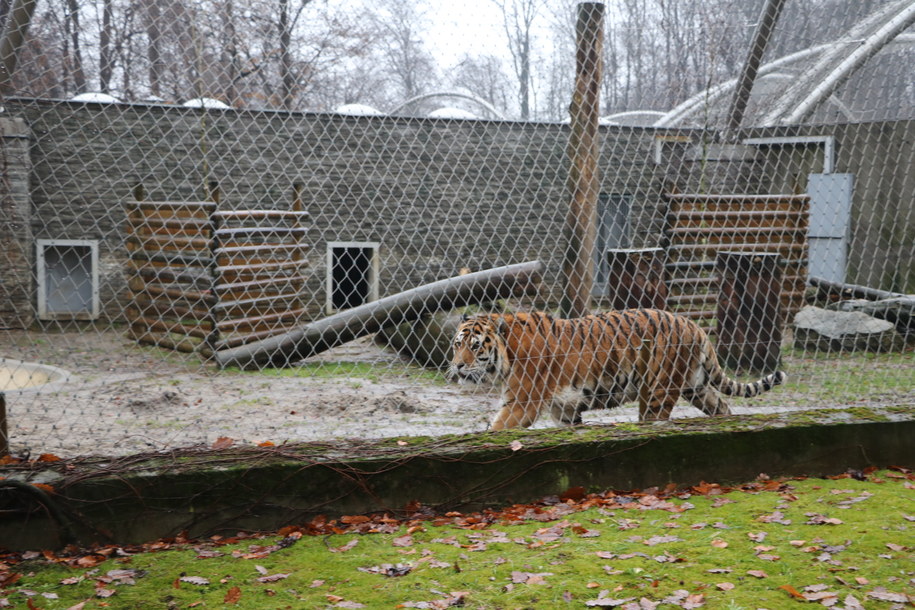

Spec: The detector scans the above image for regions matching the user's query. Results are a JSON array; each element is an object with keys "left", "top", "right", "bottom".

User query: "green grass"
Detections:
[
  {"left": 237, "top": 361, "right": 448, "bottom": 385},
  {"left": 780, "top": 348, "right": 914, "bottom": 407},
  {"left": 3, "top": 471, "right": 913, "bottom": 609}
]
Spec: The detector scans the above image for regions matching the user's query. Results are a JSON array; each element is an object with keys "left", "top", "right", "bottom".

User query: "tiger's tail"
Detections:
[{"left": 704, "top": 350, "right": 787, "bottom": 398}]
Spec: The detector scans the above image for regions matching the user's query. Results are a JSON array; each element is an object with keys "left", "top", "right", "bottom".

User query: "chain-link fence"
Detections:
[{"left": 0, "top": 0, "right": 912, "bottom": 458}]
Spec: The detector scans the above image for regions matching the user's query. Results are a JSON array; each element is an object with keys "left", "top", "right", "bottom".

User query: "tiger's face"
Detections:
[{"left": 449, "top": 316, "right": 508, "bottom": 385}]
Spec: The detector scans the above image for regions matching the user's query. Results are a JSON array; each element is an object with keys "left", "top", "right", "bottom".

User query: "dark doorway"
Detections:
[{"left": 328, "top": 243, "right": 378, "bottom": 312}]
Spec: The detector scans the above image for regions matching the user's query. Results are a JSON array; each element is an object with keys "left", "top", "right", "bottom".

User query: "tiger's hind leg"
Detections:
[
  {"left": 683, "top": 387, "right": 731, "bottom": 417},
  {"left": 638, "top": 387, "right": 680, "bottom": 422}
]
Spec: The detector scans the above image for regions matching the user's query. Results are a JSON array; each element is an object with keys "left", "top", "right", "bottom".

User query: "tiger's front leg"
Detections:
[{"left": 490, "top": 398, "right": 543, "bottom": 430}]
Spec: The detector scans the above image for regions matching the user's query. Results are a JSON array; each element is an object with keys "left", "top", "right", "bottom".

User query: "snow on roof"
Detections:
[
  {"left": 182, "top": 98, "right": 231, "bottom": 109},
  {"left": 335, "top": 103, "right": 384, "bottom": 116},
  {"left": 427, "top": 107, "right": 478, "bottom": 120},
  {"left": 70, "top": 92, "right": 121, "bottom": 103}
]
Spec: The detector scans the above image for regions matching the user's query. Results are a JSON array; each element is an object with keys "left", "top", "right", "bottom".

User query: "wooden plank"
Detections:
[
  {"left": 129, "top": 264, "right": 211, "bottom": 288},
  {"left": 213, "top": 273, "right": 308, "bottom": 294},
  {"left": 212, "top": 210, "right": 309, "bottom": 221},
  {"left": 213, "top": 226, "right": 308, "bottom": 239},
  {"left": 126, "top": 234, "right": 212, "bottom": 251},
  {"left": 214, "top": 326, "right": 307, "bottom": 351},
  {"left": 215, "top": 307, "right": 310, "bottom": 332},
  {"left": 129, "top": 250, "right": 214, "bottom": 267},
  {"left": 214, "top": 259, "right": 306, "bottom": 274},
  {"left": 127, "top": 299, "right": 211, "bottom": 321},
  {"left": 130, "top": 316, "right": 211, "bottom": 340},
  {"left": 128, "top": 329, "right": 211, "bottom": 356}
]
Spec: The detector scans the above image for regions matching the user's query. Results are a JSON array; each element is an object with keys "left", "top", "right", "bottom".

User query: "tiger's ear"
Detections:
[
  {"left": 496, "top": 316, "right": 508, "bottom": 336},
  {"left": 461, "top": 313, "right": 470, "bottom": 322}
]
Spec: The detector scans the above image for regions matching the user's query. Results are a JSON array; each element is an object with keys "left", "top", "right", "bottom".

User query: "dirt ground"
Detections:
[{"left": 1, "top": 328, "right": 911, "bottom": 458}]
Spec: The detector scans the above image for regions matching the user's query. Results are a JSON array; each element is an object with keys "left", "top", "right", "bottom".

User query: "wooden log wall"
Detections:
[
  {"left": 124, "top": 201, "right": 309, "bottom": 357},
  {"left": 662, "top": 194, "right": 809, "bottom": 325}
]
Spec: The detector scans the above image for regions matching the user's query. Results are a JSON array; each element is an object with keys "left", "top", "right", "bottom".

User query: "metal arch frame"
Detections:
[
  {"left": 778, "top": 1, "right": 915, "bottom": 125},
  {"left": 652, "top": 44, "right": 832, "bottom": 127},
  {"left": 653, "top": 2, "right": 915, "bottom": 128},
  {"left": 386, "top": 91, "right": 508, "bottom": 120}
]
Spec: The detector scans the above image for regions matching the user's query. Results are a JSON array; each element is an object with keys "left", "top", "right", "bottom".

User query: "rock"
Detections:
[
  {"left": 375, "top": 312, "right": 464, "bottom": 370},
  {"left": 793, "top": 306, "right": 905, "bottom": 353},
  {"left": 830, "top": 296, "right": 915, "bottom": 339}
]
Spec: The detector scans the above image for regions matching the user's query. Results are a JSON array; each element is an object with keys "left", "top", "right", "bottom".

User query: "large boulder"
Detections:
[
  {"left": 793, "top": 305, "right": 905, "bottom": 353},
  {"left": 829, "top": 296, "right": 915, "bottom": 340},
  {"left": 376, "top": 312, "right": 464, "bottom": 370}
]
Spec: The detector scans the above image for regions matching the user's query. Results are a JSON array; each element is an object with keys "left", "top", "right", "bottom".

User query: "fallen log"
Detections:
[
  {"left": 808, "top": 275, "right": 905, "bottom": 301},
  {"left": 214, "top": 261, "right": 544, "bottom": 370}
]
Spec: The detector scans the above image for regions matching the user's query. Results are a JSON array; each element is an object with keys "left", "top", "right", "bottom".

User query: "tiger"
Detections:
[{"left": 449, "top": 309, "right": 786, "bottom": 430}]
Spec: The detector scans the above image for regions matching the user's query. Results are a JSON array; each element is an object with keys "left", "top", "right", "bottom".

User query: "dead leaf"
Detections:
[
  {"left": 37, "top": 453, "right": 62, "bottom": 462},
  {"left": 511, "top": 571, "right": 553, "bottom": 584},
  {"left": 866, "top": 589, "right": 909, "bottom": 603},
  {"left": 179, "top": 576, "right": 210, "bottom": 586},
  {"left": 509, "top": 440, "right": 523, "bottom": 452},
  {"left": 224, "top": 586, "right": 241, "bottom": 604},
  {"left": 584, "top": 595, "right": 635, "bottom": 607},
  {"left": 716, "top": 582, "right": 735, "bottom": 591},
  {"left": 747, "top": 570, "right": 768, "bottom": 578},
  {"left": 211, "top": 436, "right": 234, "bottom": 449},
  {"left": 257, "top": 573, "right": 290, "bottom": 583},
  {"left": 392, "top": 535, "right": 413, "bottom": 547},
  {"left": 642, "top": 535, "right": 681, "bottom": 546},
  {"left": 779, "top": 585, "right": 805, "bottom": 599},
  {"left": 329, "top": 539, "right": 359, "bottom": 553},
  {"left": 711, "top": 539, "right": 728, "bottom": 548}
]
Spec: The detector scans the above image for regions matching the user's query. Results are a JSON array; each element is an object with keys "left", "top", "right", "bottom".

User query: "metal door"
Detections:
[{"left": 807, "top": 173, "right": 853, "bottom": 283}]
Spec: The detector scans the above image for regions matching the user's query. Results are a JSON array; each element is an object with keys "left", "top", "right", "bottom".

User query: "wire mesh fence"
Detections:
[{"left": 0, "top": 0, "right": 912, "bottom": 458}]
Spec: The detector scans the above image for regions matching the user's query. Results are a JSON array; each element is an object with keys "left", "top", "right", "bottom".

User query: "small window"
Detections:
[
  {"left": 593, "top": 194, "right": 632, "bottom": 296},
  {"left": 326, "top": 242, "right": 379, "bottom": 314},
  {"left": 36, "top": 239, "right": 100, "bottom": 320}
]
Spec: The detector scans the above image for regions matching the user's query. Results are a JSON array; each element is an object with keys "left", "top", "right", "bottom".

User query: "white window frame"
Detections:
[
  {"left": 36, "top": 239, "right": 100, "bottom": 320},
  {"left": 325, "top": 241, "right": 380, "bottom": 314}
]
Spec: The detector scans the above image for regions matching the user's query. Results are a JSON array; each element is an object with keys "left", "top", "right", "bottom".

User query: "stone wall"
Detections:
[
  {"left": 0, "top": 99, "right": 909, "bottom": 329},
  {"left": 2, "top": 100, "right": 664, "bottom": 323},
  {"left": 0, "top": 118, "right": 33, "bottom": 328}
]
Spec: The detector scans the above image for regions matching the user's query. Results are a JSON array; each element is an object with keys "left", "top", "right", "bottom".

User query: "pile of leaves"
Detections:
[{"left": 1, "top": 467, "right": 913, "bottom": 609}]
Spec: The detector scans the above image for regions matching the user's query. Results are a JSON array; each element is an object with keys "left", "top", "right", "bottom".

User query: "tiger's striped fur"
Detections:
[{"left": 449, "top": 309, "right": 786, "bottom": 430}]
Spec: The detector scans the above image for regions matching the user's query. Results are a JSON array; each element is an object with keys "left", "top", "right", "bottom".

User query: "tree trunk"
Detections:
[{"left": 561, "top": 2, "right": 603, "bottom": 318}]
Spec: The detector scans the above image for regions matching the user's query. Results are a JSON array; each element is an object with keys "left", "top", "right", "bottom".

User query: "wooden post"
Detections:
[
  {"left": 716, "top": 251, "right": 783, "bottom": 374},
  {"left": 0, "top": 394, "right": 8, "bottom": 456},
  {"left": 606, "top": 248, "right": 668, "bottom": 310},
  {"left": 561, "top": 2, "right": 603, "bottom": 319},
  {"left": 726, "top": 0, "right": 786, "bottom": 131}
]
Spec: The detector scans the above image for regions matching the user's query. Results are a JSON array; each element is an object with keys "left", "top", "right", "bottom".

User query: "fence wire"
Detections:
[{"left": 0, "top": 0, "right": 912, "bottom": 458}]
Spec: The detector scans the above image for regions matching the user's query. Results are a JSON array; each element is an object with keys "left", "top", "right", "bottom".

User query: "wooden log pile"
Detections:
[{"left": 124, "top": 201, "right": 309, "bottom": 356}]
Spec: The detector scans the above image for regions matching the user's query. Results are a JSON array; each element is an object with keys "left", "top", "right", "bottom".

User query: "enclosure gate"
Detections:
[
  {"left": 124, "top": 201, "right": 310, "bottom": 356},
  {"left": 662, "top": 194, "right": 810, "bottom": 324}
]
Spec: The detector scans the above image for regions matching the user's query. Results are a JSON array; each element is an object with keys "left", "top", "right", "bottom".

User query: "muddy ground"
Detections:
[{"left": 2, "top": 328, "right": 911, "bottom": 458}]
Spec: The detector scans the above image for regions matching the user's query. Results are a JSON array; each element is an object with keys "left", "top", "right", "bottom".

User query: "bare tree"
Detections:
[
  {"left": 371, "top": 0, "right": 437, "bottom": 104},
  {"left": 450, "top": 54, "right": 511, "bottom": 114},
  {"left": 63, "top": 0, "right": 87, "bottom": 94},
  {"left": 492, "top": 0, "right": 544, "bottom": 120}
]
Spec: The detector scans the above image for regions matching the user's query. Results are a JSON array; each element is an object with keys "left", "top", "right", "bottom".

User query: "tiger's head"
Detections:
[{"left": 449, "top": 315, "right": 509, "bottom": 385}]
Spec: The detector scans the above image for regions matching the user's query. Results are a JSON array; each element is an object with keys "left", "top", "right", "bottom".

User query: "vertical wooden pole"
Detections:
[
  {"left": 726, "top": 0, "right": 786, "bottom": 132},
  {"left": 606, "top": 248, "right": 668, "bottom": 310},
  {"left": 0, "top": 394, "right": 8, "bottom": 456},
  {"left": 562, "top": 2, "right": 604, "bottom": 319},
  {"left": 716, "top": 251, "right": 783, "bottom": 374}
]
